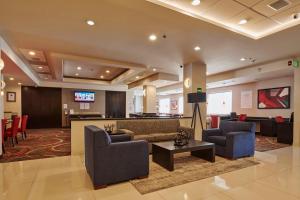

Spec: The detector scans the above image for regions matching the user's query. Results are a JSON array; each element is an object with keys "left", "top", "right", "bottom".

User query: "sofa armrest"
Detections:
[
  {"left": 202, "top": 129, "right": 222, "bottom": 141},
  {"left": 110, "top": 134, "right": 132, "bottom": 143},
  {"left": 178, "top": 126, "right": 195, "bottom": 139},
  {"left": 117, "top": 129, "right": 135, "bottom": 139},
  {"left": 226, "top": 131, "right": 255, "bottom": 158}
]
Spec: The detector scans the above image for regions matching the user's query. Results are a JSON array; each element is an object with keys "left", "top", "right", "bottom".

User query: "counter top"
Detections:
[{"left": 70, "top": 116, "right": 192, "bottom": 121}]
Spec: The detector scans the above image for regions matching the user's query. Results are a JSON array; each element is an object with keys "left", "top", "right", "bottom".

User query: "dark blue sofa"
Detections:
[
  {"left": 84, "top": 125, "right": 149, "bottom": 188},
  {"left": 202, "top": 121, "right": 256, "bottom": 159}
]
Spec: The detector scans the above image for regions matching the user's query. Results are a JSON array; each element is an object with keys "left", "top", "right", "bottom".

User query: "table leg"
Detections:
[
  {"left": 152, "top": 145, "right": 174, "bottom": 171},
  {"left": 191, "top": 147, "right": 215, "bottom": 162}
]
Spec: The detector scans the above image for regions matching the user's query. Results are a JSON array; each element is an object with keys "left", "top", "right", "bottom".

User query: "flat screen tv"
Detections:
[
  {"left": 74, "top": 91, "right": 95, "bottom": 102},
  {"left": 258, "top": 86, "right": 291, "bottom": 109}
]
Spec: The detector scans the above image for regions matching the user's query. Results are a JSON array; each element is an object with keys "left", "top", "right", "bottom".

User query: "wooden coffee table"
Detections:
[{"left": 152, "top": 140, "right": 215, "bottom": 171}]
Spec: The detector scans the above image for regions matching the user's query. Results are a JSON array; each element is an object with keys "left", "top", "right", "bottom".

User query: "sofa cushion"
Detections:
[
  {"left": 206, "top": 136, "right": 226, "bottom": 146},
  {"left": 219, "top": 121, "right": 255, "bottom": 135},
  {"left": 134, "top": 134, "right": 157, "bottom": 142}
]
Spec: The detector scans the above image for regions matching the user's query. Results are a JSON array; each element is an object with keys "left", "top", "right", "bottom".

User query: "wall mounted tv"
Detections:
[
  {"left": 258, "top": 86, "right": 291, "bottom": 109},
  {"left": 74, "top": 91, "right": 95, "bottom": 102}
]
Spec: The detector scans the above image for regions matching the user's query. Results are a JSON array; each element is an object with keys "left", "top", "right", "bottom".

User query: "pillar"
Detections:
[
  {"left": 294, "top": 67, "right": 300, "bottom": 146},
  {"left": 183, "top": 61, "right": 207, "bottom": 139},
  {"left": 143, "top": 85, "right": 157, "bottom": 113}
]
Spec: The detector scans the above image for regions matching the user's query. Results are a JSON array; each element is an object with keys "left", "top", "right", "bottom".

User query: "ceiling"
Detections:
[
  {"left": 0, "top": 0, "right": 300, "bottom": 89},
  {"left": 148, "top": 0, "right": 300, "bottom": 39}
]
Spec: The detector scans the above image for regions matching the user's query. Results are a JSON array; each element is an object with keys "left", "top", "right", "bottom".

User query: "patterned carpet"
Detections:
[
  {"left": 0, "top": 129, "right": 71, "bottom": 163},
  {"left": 131, "top": 153, "right": 259, "bottom": 194},
  {"left": 255, "top": 135, "right": 290, "bottom": 152}
]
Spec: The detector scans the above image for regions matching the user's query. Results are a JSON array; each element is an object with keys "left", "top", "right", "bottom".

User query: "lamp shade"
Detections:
[{"left": 0, "top": 58, "right": 4, "bottom": 71}]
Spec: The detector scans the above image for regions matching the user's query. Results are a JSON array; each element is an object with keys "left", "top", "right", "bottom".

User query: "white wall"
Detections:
[{"left": 207, "top": 76, "right": 294, "bottom": 118}]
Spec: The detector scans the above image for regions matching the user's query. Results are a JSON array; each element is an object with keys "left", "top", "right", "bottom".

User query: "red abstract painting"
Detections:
[{"left": 258, "top": 87, "right": 290, "bottom": 109}]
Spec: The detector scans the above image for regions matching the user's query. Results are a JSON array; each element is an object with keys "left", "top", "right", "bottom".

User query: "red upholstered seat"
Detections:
[
  {"left": 6, "top": 115, "right": 28, "bottom": 139},
  {"left": 238, "top": 114, "right": 247, "bottom": 121},
  {"left": 1, "top": 119, "right": 7, "bottom": 153},
  {"left": 210, "top": 115, "right": 219, "bottom": 128},
  {"left": 275, "top": 116, "right": 284, "bottom": 123},
  {"left": 6, "top": 116, "right": 20, "bottom": 146}
]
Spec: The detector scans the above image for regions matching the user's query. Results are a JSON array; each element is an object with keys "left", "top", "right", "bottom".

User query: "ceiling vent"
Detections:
[{"left": 268, "top": 0, "right": 290, "bottom": 11}]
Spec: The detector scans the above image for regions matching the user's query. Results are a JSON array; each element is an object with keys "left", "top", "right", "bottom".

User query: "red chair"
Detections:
[
  {"left": 211, "top": 115, "right": 219, "bottom": 128},
  {"left": 275, "top": 116, "right": 284, "bottom": 123},
  {"left": 19, "top": 115, "right": 29, "bottom": 139},
  {"left": 1, "top": 119, "right": 7, "bottom": 153},
  {"left": 239, "top": 114, "right": 247, "bottom": 121},
  {"left": 6, "top": 116, "right": 20, "bottom": 147}
]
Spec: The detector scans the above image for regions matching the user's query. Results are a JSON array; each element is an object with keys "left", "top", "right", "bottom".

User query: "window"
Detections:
[
  {"left": 159, "top": 98, "right": 170, "bottom": 113},
  {"left": 178, "top": 96, "right": 183, "bottom": 114},
  {"left": 207, "top": 91, "right": 232, "bottom": 115}
]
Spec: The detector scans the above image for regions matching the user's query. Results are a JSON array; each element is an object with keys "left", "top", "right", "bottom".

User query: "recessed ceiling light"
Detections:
[
  {"left": 9, "top": 77, "right": 14, "bottom": 81},
  {"left": 28, "top": 51, "right": 36, "bottom": 56},
  {"left": 240, "top": 57, "right": 246, "bottom": 61},
  {"left": 44, "top": 77, "right": 48, "bottom": 80},
  {"left": 191, "top": 0, "right": 201, "bottom": 6},
  {"left": 100, "top": 75, "right": 104, "bottom": 79},
  {"left": 194, "top": 46, "right": 201, "bottom": 51},
  {"left": 149, "top": 34, "right": 157, "bottom": 41},
  {"left": 136, "top": 76, "right": 140, "bottom": 79},
  {"left": 18, "top": 82, "right": 22, "bottom": 85},
  {"left": 86, "top": 20, "right": 95, "bottom": 26},
  {"left": 77, "top": 66, "right": 82, "bottom": 70},
  {"left": 75, "top": 73, "right": 79, "bottom": 76},
  {"left": 238, "top": 19, "right": 248, "bottom": 25},
  {"left": 38, "top": 66, "right": 43, "bottom": 69},
  {"left": 153, "top": 68, "right": 157, "bottom": 72},
  {"left": 106, "top": 70, "right": 110, "bottom": 74}
]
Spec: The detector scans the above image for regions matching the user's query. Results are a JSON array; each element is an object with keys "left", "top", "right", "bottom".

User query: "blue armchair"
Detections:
[
  {"left": 202, "top": 121, "right": 256, "bottom": 159},
  {"left": 84, "top": 125, "right": 149, "bottom": 188}
]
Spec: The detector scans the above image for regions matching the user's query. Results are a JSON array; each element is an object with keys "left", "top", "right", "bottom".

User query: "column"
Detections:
[
  {"left": 143, "top": 85, "right": 157, "bottom": 113},
  {"left": 183, "top": 61, "right": 207, "bottom": 139},
  {"left": 294, "top": 67, "right": 300, "bottom": 146}
]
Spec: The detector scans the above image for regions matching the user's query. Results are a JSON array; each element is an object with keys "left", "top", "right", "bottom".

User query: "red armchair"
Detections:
[{"left": 210, "top": 115, "right": 219, "bottom": 128}]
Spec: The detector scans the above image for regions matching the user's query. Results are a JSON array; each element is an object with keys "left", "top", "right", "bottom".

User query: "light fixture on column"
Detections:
[
  {"left": 0, "top": 74, "right": 5, "bottom": 96},
  {"left": 184, "top": 78, "right": 191, "bottom": 89},
  {"left": 0, "top": 49, "right": 4, "bottom": 71}
]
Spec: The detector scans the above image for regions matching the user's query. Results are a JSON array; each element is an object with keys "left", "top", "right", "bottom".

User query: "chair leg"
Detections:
[
  {"left": 24, "top": 131, "right": 27, "bottom": 139},
  {"left": 2, "top": 143, "right": 5, "bottom": 154},
  {"left": 11, "top": 137, "right": 14, "bottom": 147},
  {"left": 15, "top": 136, "right": 18, "bottom": 144}
]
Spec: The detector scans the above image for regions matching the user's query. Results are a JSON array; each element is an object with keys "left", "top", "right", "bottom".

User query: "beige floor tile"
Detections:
[
  {"left": 202, "top": 193, "right": 233, "bottom": 200},
  {"left": 0, "top": 179, "right": 33, "bottom": 200},
  {"left": 223, "top": 182, "right": 299, "bottom": 200}
]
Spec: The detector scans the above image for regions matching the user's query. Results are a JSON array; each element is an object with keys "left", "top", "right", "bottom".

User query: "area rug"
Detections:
[
  {"left": 0, "top": 129, "right": 71, "bottom": 163},
  {"left": 255, "top": 135, "right": 290, "bottom": 152},
  {"left": 130, "top": 153, "right": 259, "bottom": 194}
]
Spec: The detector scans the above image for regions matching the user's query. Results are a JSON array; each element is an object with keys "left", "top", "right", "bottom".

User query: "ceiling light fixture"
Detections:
[
  {"left": 194, "top": 46, "right": 201, "bottom": 51},
  {"left": 153, "top": 68, "right": 157, "bottom": 72},
  {"left": 136, "top": 76, "right": 140, "bottom": 79},
  {"left": 38, "top": 66, "right": 43, "bottom": 69},
  {"left": 77, "top": 66, "right": 82, "bottom": 70},
  {"left": 149, "top": 34, "right": 157, "bottom": 41},
  {"left": 75, "top": 73, "right": 79, "bottom": 76},
  {"left": 100, "top": 75, "right": 104, "bottom": 79},
  {"left": 106, "top": 70, "right": 110, "bottom": 73},
  {"left": 191, "top": 0, "right": 201, "bottom": 6},
  {"left": 28, "top": 51, "right": 36, "bottom": 56},
  {"left": 238, "top": 19, "right": 248, "bottom": 25},
  {"left": 240, "top": 57, "right": 246, "bottom": 61},
  {"left": 0, "top": 58, "right": 4, "bottom": 71},
  {"left": 9, "top": 77, "right": 14, "bottom": 81},
  {"left": 86, "top": 19, "right": 95, "bottom": 26},
  {"left": 18, "top": 82, "right": 22, "bottom": 85}
]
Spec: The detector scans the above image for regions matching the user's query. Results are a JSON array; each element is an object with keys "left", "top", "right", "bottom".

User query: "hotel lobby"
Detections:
[{"left": 1, "top": 0, "right": 300, "bottom": 199}]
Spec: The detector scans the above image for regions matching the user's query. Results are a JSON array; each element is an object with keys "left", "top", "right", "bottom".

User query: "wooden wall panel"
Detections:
[{"left": 105, "top": 91, "right": 126, "bottom": 118}]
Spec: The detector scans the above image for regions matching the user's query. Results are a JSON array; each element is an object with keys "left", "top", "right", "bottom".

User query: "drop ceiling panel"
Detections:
[
  {"left": 252, "top": 0, "right": 297, "bottom": 17},
  {"left": 19, "top": 49, "right": 47, "bottom": 63},
  {"left": 166, "top": 0, "right": 220, "bottom": 15},
  {"left": 63, "top": 60, "right": 128, "bottom": 81},
  {"left": 236, "top": 0, "right": 263, "bottom": 7},
  {"left": 227, "top": 9, "right": 266, "bottom": 29},
  {"left": 203, "top": 0, "right": 246, "bottom": 21},
  {"left": 272, "top": 3, "right": 300, "bottom": 23},
  {"left": 243, "top": 18, "right": 279, "bottom": 34},
  {"left": 31, "top": 65, "right": 50, "bottom": 73}
]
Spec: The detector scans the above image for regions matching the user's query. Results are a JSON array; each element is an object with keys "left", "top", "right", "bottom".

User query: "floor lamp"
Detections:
[{"left": 188, "top": 92, "right": 206, "bottom": 131}]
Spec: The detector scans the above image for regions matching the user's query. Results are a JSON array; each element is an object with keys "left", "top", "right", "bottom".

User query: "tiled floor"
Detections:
[{"left": 1, "top": 146, "right": 300, "bottom": 200}]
